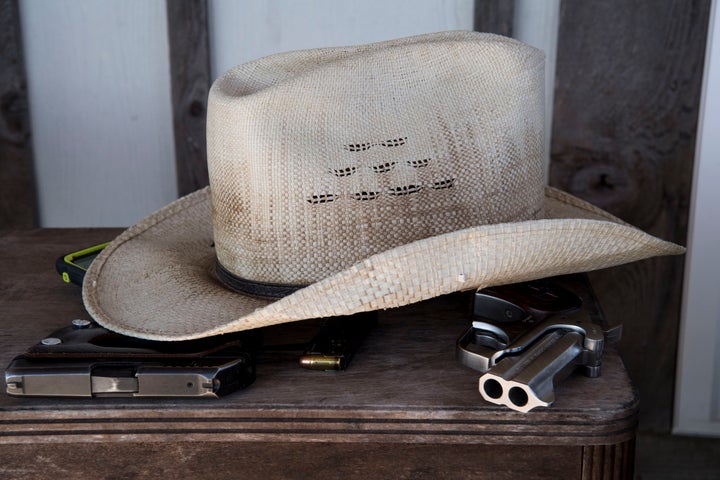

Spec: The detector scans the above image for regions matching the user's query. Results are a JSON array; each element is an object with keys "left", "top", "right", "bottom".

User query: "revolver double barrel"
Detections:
[{"left": 456, "top": 275, "right": 620, "bottom": 413}]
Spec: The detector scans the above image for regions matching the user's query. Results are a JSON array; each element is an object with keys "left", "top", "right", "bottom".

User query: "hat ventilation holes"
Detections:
[
  {"left": 372, "top": 161, "right": 396, "bottom": 173},
  {"left": 343, "top": 137, "right": 407, "bottom": 152},
  {"left": 306, "top": 193, "right": 339, "bottom": 204},
  {"left": 331, "top": 166, "right": 357, "bottom": 177}
]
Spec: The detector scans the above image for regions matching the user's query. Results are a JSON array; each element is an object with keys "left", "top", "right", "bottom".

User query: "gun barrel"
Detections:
[{"left": 478, "top": 330, "right": 584, "bottom": 412}]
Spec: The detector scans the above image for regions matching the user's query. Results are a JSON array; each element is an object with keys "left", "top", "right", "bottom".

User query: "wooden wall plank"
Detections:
[
  {"left": 550, "top": 0, "right": 711, "bottom": 432},
  {"left": 166, "top": 0, "right": 211, "bottom": 196},
  {"left": 474, "top": 0, "right": 514, "bottom": 36},
  {"left": 0, "top": 0, "right": 37, "bottom": 230}
]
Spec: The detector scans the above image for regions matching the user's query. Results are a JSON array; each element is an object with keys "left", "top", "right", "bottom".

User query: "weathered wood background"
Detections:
[
  {"left": 0, "top": 0, "right": 712, "bottom": 435},
  {"left": 0, "top": 0, "right": 36, "bottom": 230},
  {"left": 474, "top": 0, "right": 514, "bottom": 37},
  {"left": 166, "top": 0, "right": 211, "bottom": 196},
  {"left": 549, "top": 0, "right": 710, "bottom": 432}
]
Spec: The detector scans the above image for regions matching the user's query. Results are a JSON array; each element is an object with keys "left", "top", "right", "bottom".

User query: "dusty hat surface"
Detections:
[{"left": 83, "top": 31, "right": 684, "bottom": 341}]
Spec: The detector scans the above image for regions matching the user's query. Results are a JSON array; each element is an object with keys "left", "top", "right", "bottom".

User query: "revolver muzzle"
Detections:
[{"left": 478, "top": 330, "right": 584, "bottom": 412}]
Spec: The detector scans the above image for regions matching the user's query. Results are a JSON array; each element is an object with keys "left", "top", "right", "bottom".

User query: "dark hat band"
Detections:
[{"left": 215, "top": 260, "right": 306, "bottom": 299}]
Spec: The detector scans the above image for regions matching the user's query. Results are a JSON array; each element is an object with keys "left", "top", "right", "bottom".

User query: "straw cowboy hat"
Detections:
[{"left": 82, "top": 31, "right": 684, "bottom": 341}]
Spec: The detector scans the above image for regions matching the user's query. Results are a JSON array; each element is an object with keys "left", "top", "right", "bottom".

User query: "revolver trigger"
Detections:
[{"left": 471, "top": 321, "right": 510, "bottom": 350}]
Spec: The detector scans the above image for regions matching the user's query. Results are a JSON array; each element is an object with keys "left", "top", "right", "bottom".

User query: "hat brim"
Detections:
[{"left": 82, "top": 186, "right": 684, "bottom": 340}]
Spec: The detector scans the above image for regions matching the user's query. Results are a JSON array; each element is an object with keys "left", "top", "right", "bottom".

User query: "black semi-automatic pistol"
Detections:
[
  {"left": 5, "top": 320, "right": 258, "bottom": 398},
  {"left": 5, "top": 313, "right": 377, "bottom": 398}
]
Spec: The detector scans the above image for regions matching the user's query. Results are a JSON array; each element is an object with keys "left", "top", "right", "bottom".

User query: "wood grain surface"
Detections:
[
  {"left": 0, "top": 0, "right": 37, "bottom": 230},
  {"left": 549, "top": 0, "right": 711, "bottom": 433},
  {"left": 0, "top": 228, "right": 638, "bottom": 446},
  {"left": 0, "top": 442, "right": 583, "bottom": 480},
  {"left": 0, "top": 229, "right": 638, "bottom": 478}
]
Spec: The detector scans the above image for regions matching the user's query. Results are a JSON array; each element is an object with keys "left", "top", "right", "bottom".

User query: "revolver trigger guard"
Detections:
[{"left": 456, "top": 322, "right": 510, "bottom": 373}]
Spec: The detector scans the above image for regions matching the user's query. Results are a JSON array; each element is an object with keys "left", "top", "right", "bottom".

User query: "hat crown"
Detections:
[{"left": 207, "top": 31, "right": 546, "bottom": 286}]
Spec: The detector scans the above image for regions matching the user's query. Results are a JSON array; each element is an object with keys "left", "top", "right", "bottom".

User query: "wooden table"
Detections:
[{"left": 0, "top": 229, "right": 637, "bottom": 479}]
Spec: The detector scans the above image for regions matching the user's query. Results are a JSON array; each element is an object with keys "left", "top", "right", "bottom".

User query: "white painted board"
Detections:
[
  {"left": 208, "top": 0, "right": 474, "bottom": 79},
  {"left": 19, "top": 0, "right": 177, "bottom": 227},
  {"left": 674, "top": 0, "right": 720, "bottom": 437}
]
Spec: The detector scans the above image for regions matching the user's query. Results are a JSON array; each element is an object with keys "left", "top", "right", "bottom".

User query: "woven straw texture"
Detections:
[
  {"left": 208, "top": 31, "right": 545, "bottom": 284},
  {"left": 82, "top": 32, "right": 684, "bottom": 340}
]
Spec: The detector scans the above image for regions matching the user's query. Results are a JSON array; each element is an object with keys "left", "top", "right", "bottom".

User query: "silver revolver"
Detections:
[{"left": 456, "top": 274, "right": 621, "bottom": 413}]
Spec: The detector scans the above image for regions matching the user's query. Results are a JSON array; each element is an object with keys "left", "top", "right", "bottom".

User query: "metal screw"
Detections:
[
  {"left": 71, "top": 319, "right": 92, "bottom": 329},
  {"left": 41, "top": 337, "right": 62, "bottom": 346}
]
